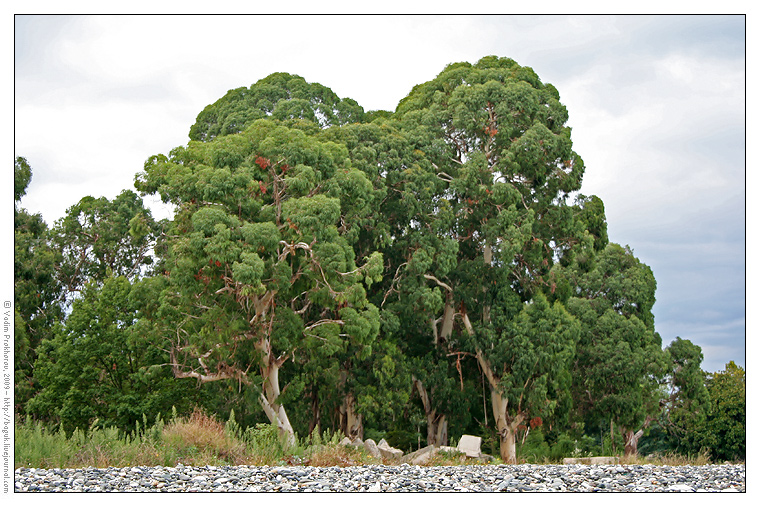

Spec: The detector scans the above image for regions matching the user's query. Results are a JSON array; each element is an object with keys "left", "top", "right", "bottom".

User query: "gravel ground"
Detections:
[{"left": 14, "top": 463, "right": 745, "bottom": 492}]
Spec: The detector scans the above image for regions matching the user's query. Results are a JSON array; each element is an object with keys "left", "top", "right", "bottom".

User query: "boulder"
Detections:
[
  {"left": 377, "top": 439, "right": 403, "bottom": 461},
  {"left": 401, "top": 445, "right": 437, "bottom": 465},
  {"left": 456, "top": 435, "right": 482, "bottom": 458},
  {"left": 363, "top": 438, "right": 382, "bottom": 458},
  {"left": 339, "top": 437, "right": 353, "bottom": 447}
]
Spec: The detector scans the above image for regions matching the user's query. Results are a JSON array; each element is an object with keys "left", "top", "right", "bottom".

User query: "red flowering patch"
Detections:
[{"left": 255, "top": 156, "right": 270, "bottom": 170}]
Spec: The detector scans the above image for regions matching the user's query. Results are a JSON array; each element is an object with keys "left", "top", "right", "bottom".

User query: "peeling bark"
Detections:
[
  {"left": 491, "top": 389, "right": 524, "bottom": 464},
  {"left": 439, "top": 292, "right": 456, "bottom": 344},
  {"left": 338, "top": 391, "right": 364, "bottom": 441},
  {"left": 621, "top": 416, "right": 653, "bottom": 458},
  {"left": 257, "top": 341, "right": 296, "bottom": 445}
]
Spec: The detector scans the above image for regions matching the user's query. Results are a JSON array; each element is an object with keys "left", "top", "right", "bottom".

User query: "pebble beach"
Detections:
[{"left": 14, "top": 463, "right": 745, "bottom": 492}]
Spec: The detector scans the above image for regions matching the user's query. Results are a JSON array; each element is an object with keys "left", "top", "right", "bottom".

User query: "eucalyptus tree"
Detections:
[
  {"left": 392, "top": 56, "right": 596, "bottom": 462},
  {"left": 135, "top": 118, "right": 382, "bottom": 443},
  {"left": 704, "top": 361, "right": 745, "bottom": 461},
  {"left": 324, "top": 117, "right": 466, "bottom": 445},
  {"left": 660, "top": 337, "right": 711, "bottom": 455},
  {"left": 561, "top": 243, "right": 667, "bottom": 457}
]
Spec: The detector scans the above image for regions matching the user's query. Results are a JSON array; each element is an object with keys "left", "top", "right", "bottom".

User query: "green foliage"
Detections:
[
  {"left": 704, "top": 362, "right": 745, "bottom": 461},
  {"left": 136, "top": 114, "right": 385, "bottom": 440},
  {"left": 51, "top": 190, "right": 163, "bottom": 301},
  {"left": 189, "top": 73, "right": 365, "bottom": 142},
  {"left": 660, "top": 337, "right": 711, "bottom": 454},
  {"left": 14, "top": 158, "right": 64, "bottom": 411},
  {"left": 518, "top": 427, "right": 551, "bottom": 463},
  {"left": 15, "top": 156, "right": 33, "bottom": 202},
  {"left": 479, "top": 293, "right": 580, "bottom": 428},
  {"left": 26, "top": 276, "right": 202, "bottom": 432},
  {"left": 563, "top": 244, "right": 666, "bottom": 440}
]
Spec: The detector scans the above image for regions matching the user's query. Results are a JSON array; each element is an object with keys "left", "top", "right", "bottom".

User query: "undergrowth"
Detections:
[{"left": 14, "top": 409, "right": 723, "bottom": 469}]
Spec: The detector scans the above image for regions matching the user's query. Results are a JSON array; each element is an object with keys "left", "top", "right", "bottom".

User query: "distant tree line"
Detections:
[{"left": 14, "top": 57, "right": 745, "bottom": 463}]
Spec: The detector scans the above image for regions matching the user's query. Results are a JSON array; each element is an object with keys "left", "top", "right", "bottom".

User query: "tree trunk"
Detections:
[
  {"left": 491, "top": 388, "right": 523, "bottom": 464},
  {"left": 413, "top": 376, "right": 449, "bottom": 446},
  {"left": 439, "top": 292, "right": 456, "bottom": 344},
  {"left": 257, "top": 341, "right": 296, "bottom": 446},
  {"left": 622, "top": 428, "right": 645, "bottom": 458},
  {"left": 339, "top": 391, "right": 364, "bottom": 441},
  {"left": 621, "top": 415, "right": 653, "bottom": 458},
  {"left": 427, "top": 412, "right": 448, "bottom": 447},
  {"left": 307, "top": 386, "right": 320, "bottom": 437}
]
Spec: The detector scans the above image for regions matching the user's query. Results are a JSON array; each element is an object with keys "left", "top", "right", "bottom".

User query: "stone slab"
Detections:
[{"left": 457, "top": 435, "right": 483, "bottom": 458}]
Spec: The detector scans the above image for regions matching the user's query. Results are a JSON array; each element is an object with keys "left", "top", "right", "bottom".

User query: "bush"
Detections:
[{"left": 518, "top": 427, "right": 551, "bottom": 463}]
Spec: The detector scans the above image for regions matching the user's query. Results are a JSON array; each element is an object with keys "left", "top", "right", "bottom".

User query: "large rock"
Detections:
[
  {"left": 401, "top": 445, "right": 438, "bottom": 465},
  {"left": 377, "top": 439, "right": 403, "bottom": 461},
  {"left": 457, "top": 435, "right": 482, "bottom": 458},
  {"left": 363, "top": 438, "right": 382, "bottom": 458}
]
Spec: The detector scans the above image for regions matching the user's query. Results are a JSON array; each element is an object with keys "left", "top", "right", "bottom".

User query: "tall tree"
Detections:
[
  {"left": 660, "top": 337, "right": 711, "bottom": 455},
  {"left": 393, "top": 56, "right": 594, "bottom": 462},
  {"left": 562, "top": 243, "right": 667, "bottom": 457},
  {"left": 704, "top": 361, "right": 745, "bottom": 461},
  {"left": 323, "top": 118, "right": 456, "bottom": 443},
  {"left": 135, "top": 119, "right": 382, "bottom": 443},
  {"left": 14, "top": 157, "right": 64, "bottom": 411}
]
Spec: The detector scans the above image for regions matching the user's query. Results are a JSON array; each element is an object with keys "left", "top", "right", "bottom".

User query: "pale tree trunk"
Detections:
[
  {"left": 429, "top": 413, "right": 448, "bottom": 447},
  {"left": 475, "top": 348, "right": 524, "bottom": 464},
  {"left": 167, "top": 323, "right": 296, "bottom": 446},
  {"left": 413, "top": 376, "right": 449, "bottom": 446},
  {"left": 438, "top": 291, "right": 456, "bottom": 345},
  {"left": 338, "top": 391, "right": 364, "bottom": 441},
  {"left": 491, "top": 388, "right": 524, "bottom": 464},
  {"left": 257, "top": 345, "right": 296, "bottom": 446}
]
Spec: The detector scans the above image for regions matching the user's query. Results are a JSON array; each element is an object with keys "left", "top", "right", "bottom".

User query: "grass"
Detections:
[
  {"left": 15, "top": 409, "right": 402, "bottom": 469},
  {"left": 620, "top": 450, "right": 714, "bottom": 466},
  {"left": 14, "top": 410, "right": 726, "bottom": 469}
]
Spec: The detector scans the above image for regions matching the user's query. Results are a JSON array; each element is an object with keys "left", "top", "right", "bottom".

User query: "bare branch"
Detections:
[
  {"left": 303, "top": 319, "right": 345, "bottom": 333},
  {"left": 423, "top": 273, "right": 453, "bottom": 293}
]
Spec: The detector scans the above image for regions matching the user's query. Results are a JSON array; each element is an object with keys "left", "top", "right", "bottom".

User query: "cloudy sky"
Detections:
[{"left": 11, "top": 13, "right": 746, "bottom": 373}]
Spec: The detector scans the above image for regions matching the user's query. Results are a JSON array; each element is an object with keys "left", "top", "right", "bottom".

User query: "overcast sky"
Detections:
[{"left": 11, "top": 13, "right": 746, "bottom": 373}]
